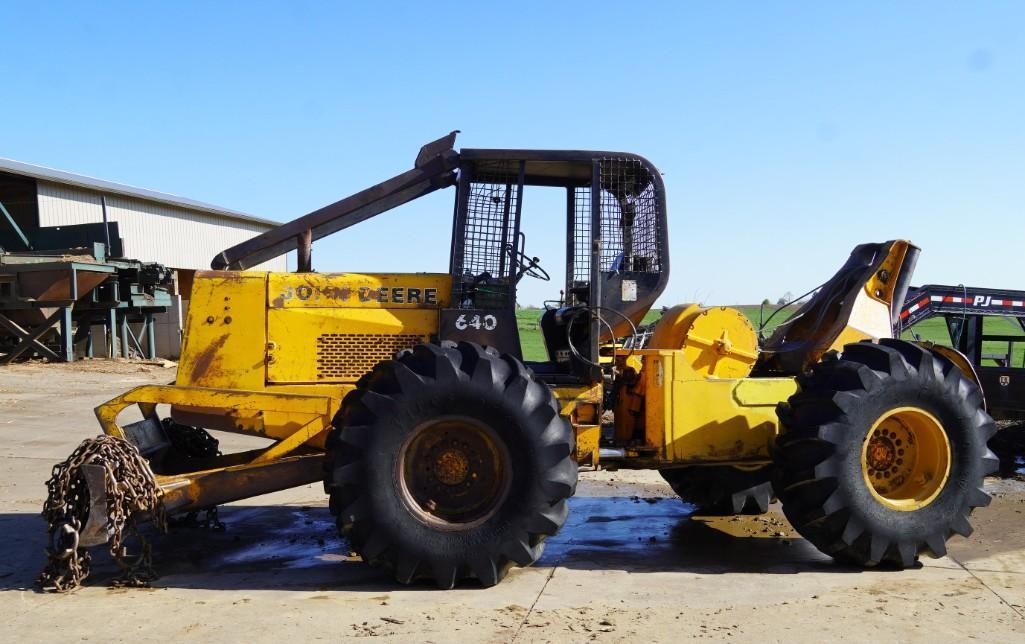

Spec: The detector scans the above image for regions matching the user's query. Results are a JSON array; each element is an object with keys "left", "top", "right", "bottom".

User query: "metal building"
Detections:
[{"left": 0, "top": 157, "right": 284, "bottom": 358}]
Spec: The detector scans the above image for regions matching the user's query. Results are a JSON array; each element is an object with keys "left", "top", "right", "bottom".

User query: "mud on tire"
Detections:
[
  {"left": 324, "top": 341, "right": 577, "bottom": 588},
  {"left": 774, "top": 339, "right": 999, "bottom": 568}
]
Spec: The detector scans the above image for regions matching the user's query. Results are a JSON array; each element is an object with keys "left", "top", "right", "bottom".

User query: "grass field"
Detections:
[
  {"left": 517, "top": 305, "right": 1025, "bottom": 366},
  {"left": 899, "top": 316, "right": 1025, "bottom": 367},
  {"left": 515, "top": 304, "right": 795, "bottom": 362}
]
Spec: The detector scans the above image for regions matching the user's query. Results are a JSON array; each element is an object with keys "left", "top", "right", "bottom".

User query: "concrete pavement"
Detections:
[{"left": 1, "top": 361, "right": 1022, "bottom": 642}]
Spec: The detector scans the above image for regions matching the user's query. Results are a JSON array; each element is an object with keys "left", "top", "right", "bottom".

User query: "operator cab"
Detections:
[
  {"left": 443, "top": 149, "right": 669, "bottom": 382},
  {"left": 210, "top": 132, "right": 670, "bottom": 385}
]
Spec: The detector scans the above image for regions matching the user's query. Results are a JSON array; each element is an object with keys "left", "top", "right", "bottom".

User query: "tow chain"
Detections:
[{"left": 38, "top": 435, "right": 167, "bottom": 592}]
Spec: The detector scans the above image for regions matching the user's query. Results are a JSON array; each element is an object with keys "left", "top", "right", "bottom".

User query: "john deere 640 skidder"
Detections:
[{"left": 42, "top": 132, "right": 997, "bottom": 590}]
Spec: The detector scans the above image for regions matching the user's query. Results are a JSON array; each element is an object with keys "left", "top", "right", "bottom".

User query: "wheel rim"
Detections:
[
  {"left": 398, "top": 416, "right": 511, "bottom": 529},
  {"left": 861, "top": 406, "right": 951, "bottom": 511}
]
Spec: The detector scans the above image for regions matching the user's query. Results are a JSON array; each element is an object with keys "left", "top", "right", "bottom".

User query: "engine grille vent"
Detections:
[{"left": 316, "top": 333, "right": 424, "bottom": 381}]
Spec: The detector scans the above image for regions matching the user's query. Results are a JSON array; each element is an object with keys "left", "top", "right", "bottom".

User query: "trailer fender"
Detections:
[{"left": 915, "top": 341, "right": 986, "bottom": 410}]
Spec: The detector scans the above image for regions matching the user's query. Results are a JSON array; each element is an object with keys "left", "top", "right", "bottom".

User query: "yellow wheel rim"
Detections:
[{"left": 861, "top": 406, "right": 951, "bottom": 511}]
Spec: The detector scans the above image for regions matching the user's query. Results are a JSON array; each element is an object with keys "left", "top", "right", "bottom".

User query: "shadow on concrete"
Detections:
[{"left": 0, "top": 496, "right": 879, "bottom": 594}]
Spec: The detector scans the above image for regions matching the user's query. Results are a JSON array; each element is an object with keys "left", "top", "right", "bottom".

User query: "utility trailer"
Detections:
[{"left": 900, "top": 285, "right": 1025, "bottom": 421}]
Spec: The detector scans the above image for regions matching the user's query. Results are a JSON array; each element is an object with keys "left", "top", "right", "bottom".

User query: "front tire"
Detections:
[
  {"left": 325, "top": 341, "right": 577, "bottom": 588},
  {"left": 774, "top": 339, "right": 998, "bottom": 567}
]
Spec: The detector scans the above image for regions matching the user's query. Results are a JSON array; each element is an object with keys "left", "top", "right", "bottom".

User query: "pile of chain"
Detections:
[
  {"left": 163, "top": 419, "right": 221, "bottom": 458},
  {"left": 38, "top": 435, "right": 167, "bottom": 592},
  {"left": 162, "top": 420, "right": 226, "bottom": 531}
]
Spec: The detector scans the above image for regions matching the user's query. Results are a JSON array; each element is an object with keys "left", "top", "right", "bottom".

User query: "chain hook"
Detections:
[{"left": 51, "top": 521, "right": 80, "bottom": 560}]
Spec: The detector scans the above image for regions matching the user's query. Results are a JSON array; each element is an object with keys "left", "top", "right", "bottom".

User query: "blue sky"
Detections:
[{"left": 1, "top": 2, "right": 1022, "bottom": 306}]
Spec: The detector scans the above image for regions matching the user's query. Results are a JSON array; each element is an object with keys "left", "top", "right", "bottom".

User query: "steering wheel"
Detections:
[{"left": 506, "top": 245, "right": 550, "bottom": 282}]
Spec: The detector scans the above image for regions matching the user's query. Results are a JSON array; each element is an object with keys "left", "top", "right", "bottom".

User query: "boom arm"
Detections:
[{"left": 211, "top": 131, "right": 461, "bottom": 271}]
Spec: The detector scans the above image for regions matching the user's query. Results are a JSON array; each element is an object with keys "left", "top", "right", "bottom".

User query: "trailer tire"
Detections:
[
  {"left": 774, "top": 339, "right": 999, "bottom": 568},
  {"left": 325, "top": 341, "right": 577, "bottom": 588},
  {"left": 659, "top": 466, "right": 774, "bottom": 515}
]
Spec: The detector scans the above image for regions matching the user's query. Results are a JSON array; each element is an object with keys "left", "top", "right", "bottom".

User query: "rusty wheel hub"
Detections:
[
  {"left": 434, "top": 448, "right": 470, "bottom": 486},
  {"left": 399, "top": 417, "right": 510, "bottom": 527},
  {"left": 865, "top": 424, "right": 910, "bottom": 492},
  {"left": 866, "top": 434, "right": 898, "bottom": 472}
]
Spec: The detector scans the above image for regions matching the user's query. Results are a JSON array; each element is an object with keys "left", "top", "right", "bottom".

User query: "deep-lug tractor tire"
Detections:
[
  {"left": 659, "top": 465, "right": 774, "bottom": 515},
  {"left": 774, "top": 339, "right": 998, "bottom": 568},
  {"left": 325, "top": 341, "right": 577, "bottom": 588}
]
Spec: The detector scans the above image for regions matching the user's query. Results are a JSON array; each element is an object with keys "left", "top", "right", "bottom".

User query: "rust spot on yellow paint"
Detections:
[{"left": 191, "top": 334, "right": 230, "bottom": 380}]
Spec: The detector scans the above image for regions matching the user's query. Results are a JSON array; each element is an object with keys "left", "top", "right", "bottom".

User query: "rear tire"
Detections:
[
  {"left": 774, "top": 339, "right": 998, "bottom": 568},
  {"left": 659, "top": 466, "right": 773, "bottom": 515},
  {"left": 325, "top": 341, "right": 577, "bottom": 588}
]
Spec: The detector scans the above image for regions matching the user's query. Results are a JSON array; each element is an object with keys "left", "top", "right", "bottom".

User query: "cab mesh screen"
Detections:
[
  {"left": 454, "top": 160, "right": 521, "bottom": 308},
  {"left": 598, "top": 158, "right": 661, "bottom": 275},
  {"left": 571, "top": 158, "right": 662, "bottom": 287}
]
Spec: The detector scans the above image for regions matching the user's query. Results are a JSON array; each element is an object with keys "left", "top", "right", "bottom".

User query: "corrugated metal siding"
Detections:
[{"left": 36, "top": 180, "right": 286, "bottom": 271}]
